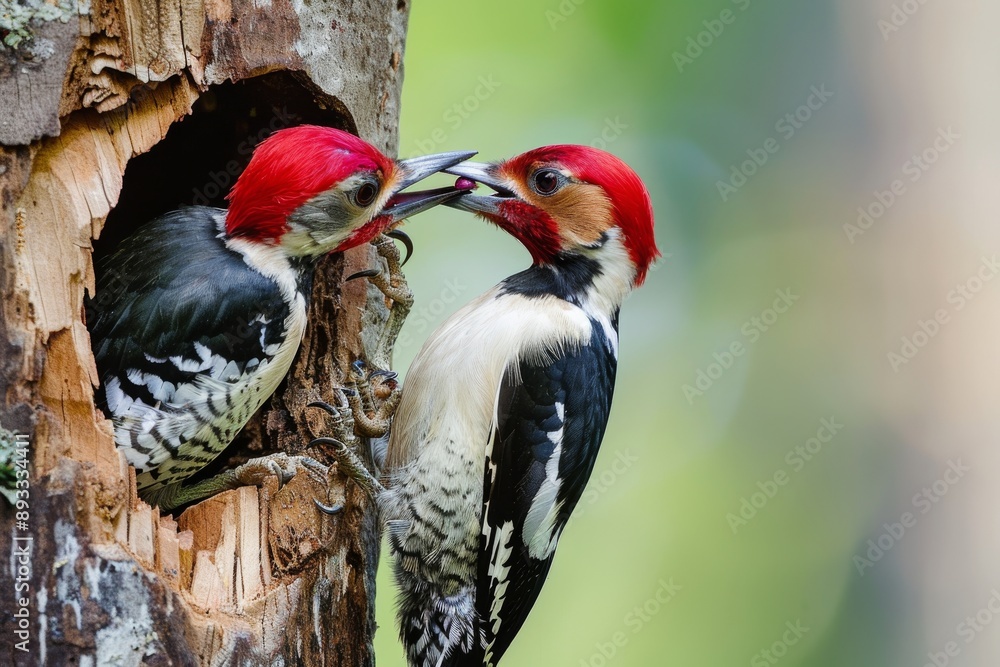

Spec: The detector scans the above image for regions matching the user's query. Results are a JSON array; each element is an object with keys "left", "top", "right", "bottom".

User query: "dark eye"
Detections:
[
  {"left": 531, "top": 169, "right": 562, "bottom": 195},
  {"left": 355, "top": 182, "right": 378, "bottom": 206}
]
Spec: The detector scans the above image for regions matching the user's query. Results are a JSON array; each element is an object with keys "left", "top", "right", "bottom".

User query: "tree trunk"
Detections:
[{"left": 0, "top": 1, "right": 410, "bottom": 664}]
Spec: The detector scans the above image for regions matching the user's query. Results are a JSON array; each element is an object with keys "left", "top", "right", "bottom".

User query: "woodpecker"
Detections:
[
  {"left": 87, "top": 125, "right": 474, "bottom": 510},
  {"left": 377, "top": 146, "right": 659, "bottom": 665}
]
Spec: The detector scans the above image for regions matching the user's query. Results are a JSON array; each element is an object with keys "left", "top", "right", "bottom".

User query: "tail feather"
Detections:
[{"left": 399, "top": 583, "right": 483, "bottom": 667}]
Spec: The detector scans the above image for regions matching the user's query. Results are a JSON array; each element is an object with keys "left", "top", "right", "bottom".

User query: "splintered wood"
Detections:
[
  {"left": 25, "top": 77, "right": 202, "bottom": 486},
  {"left": 116, "top": 460, "right": 331, "bottom": 615},
  {"left": 112, "top": 456, "right": 334, "bottom": 632}
]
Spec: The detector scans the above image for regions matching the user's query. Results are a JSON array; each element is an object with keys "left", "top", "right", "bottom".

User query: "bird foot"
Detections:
[
  {"left": 145, "top": 453, "right": 329, "bottom": 510},
  {"left": 230, "top": 452, "right": 329, "bottom": 488},
  {"left": 341, "top": 359, "right": 401, "bottom": 439},
  {"left": 305, "top": 359, "right": 399, "bottom": 513},
  {"left": 364, "top": 231, "right": 415, "bottom": 305},
  {"left": 308, "top": 436, "right": 386, "bottom": 513},
  {"left": 348, "top": 232, "right": 414, "bottom": 367}
]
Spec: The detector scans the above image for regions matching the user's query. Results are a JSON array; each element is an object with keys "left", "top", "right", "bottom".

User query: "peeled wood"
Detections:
[{"left": 0, "top": 1, "right": 412, "bottom": 664}]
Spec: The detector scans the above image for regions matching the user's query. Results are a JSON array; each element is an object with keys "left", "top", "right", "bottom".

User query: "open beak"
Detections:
[
  {"left": 440, "top": 161, "right": 515, "bottom": 216},
  {"left": 378, "top": 151, "right": 478, "bottom": 224}
]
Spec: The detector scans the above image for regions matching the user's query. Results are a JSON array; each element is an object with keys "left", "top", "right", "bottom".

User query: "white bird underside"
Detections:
[{"left": 383, "top": 273, "right": 620, "bottom": 665}]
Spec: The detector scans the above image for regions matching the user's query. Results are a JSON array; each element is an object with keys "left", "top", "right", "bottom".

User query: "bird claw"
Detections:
[
  {"left": 386, "top": 229, "right": 414, "bottom": 266},
  {"left": 347, "top": 268, "right": 381, "bottom": 282},
  {"left": 345, "top": 233, "right": 412, "bottom": 301},
  {"left": 304, "top": 361, "right": 402, "bottom": 514},
  {"left": 350, "top": 373, "right": 400, "bottom": 439},
  {"left": 351, "top": 359, "right": 397, "bottom": 384},
  {"left": 233, "top": 452, "right": 329, "bottom": 489},
  {"left": 351, "top": 359, "right": 369, "bottom": 380},
  {"left": 318, "top": 360, "right": 400, "bottom": 440},
  {"left": 314, "top": 498, "right": 343, "bottom": 515},
  {"left": 371, "top": 236, "right": 416, "bottom": 364},
  {"left": 307, "top": 399, "right": 342, "bottom": 414},
  {"left": 341, "top": 233, "right": 415, "bottom": 370},
  {"left": 308, "top": 436, "right": 385, "bottom": 500},
  {"left": 309, "top": 392, "right": 359, "bottom": 445},
  {"left": 308, "top": 436, "right": 349, "bottom": 453},
  {"left": 141, "top": 453, "right": 328, "bottom": 510}
]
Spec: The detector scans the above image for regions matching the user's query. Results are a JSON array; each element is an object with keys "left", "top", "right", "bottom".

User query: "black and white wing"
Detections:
[
  {"left": 87, "top": 207, "right": 297, "bottom": 490},
  {"left": 476, "top": 318, "right": 618, "bottom": 665}
]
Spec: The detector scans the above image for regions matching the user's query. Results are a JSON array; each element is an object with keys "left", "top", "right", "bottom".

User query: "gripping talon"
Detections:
[
  {"left": 373, "top": 377, "right": 398, "bottom": 401},
  {"left": 387, "top": 229, "right": 414, "bottom": 266},
  {"left": 309, "top": 436, "right": 348, "bottom": 452},
  {"left": 314, "top": 498, "right": 343, "bottom": 515},
  {"left": 310, "top": 437, "right": 384, "bottom": 498},
  {"left": 347, "top": 268, "right": 381, "bottom": 282},
  {"left": 267, "top": 461, "right": 288, "bottom": 487},
  {"left": 307, "top": 400, "right": 339, "bottom": 415}
]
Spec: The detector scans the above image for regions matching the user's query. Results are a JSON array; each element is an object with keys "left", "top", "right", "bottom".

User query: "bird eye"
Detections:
[
  {"left": 355, "top": 182, "right": 379, "bottom": 207},
  {"left": 531, "top": 169, "right": 562, "bottom": 195}
]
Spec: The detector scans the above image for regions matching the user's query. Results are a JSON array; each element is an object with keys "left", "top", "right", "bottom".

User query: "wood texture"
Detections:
[{"left": 0, "top": 1, "right": 412, "bottom": 664}]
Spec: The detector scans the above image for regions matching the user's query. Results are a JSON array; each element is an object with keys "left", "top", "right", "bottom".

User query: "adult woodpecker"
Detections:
[
  {"left": 373, "top": 145, "right": 658, "bottom": 665},
  {"left": 87, "top": 124, "right": 474, "bottom": 510}
]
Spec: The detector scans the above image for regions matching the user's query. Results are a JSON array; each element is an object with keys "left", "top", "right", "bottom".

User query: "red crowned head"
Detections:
[
  {"left": 444, "top": 146, "right": 659, "bottom": 287},
  {"left": 225, "top": 125, "right": 475, "bottom": 256}
]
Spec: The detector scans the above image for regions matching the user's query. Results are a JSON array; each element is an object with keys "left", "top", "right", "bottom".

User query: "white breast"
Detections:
[
  {"left": 387, "top": 287, "right": 594, "bottom": 473},
  {"left": 379, "top": 286, "right": 594, "bottom": 595}
]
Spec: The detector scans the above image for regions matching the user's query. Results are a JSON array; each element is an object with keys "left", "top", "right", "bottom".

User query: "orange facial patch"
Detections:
[{"left": 542, "top": 182, "right": 615, "bottom": 246}]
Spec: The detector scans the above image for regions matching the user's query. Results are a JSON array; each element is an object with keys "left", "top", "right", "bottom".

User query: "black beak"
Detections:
[
  {"left": 379, "top": 151, "right": 478, "bottom": 223},
  {"left": 441, "top": 161, "right": 513, "bottom": 216}
]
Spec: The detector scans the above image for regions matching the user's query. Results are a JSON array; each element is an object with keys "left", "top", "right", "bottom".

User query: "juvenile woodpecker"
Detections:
[
  {"left": 87, "top": 125, "right": 473, "bottom": 510},
  {"left": 378, "top": 146, "right": 659, "bottom": 665}
]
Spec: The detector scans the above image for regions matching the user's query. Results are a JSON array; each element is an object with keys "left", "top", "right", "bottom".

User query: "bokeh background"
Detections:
[{"left": 375, "top": 2, "right": 1000, "bottom": 665}]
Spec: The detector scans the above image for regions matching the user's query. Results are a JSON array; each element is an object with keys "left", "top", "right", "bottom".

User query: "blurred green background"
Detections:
[{"left": 376, "top": 1, "right": 994, "bottom": 665}]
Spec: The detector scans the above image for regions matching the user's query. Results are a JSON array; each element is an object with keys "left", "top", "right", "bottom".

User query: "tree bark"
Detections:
[{"left": 0, "top": 1, "right": 411, "bottom": 664}]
